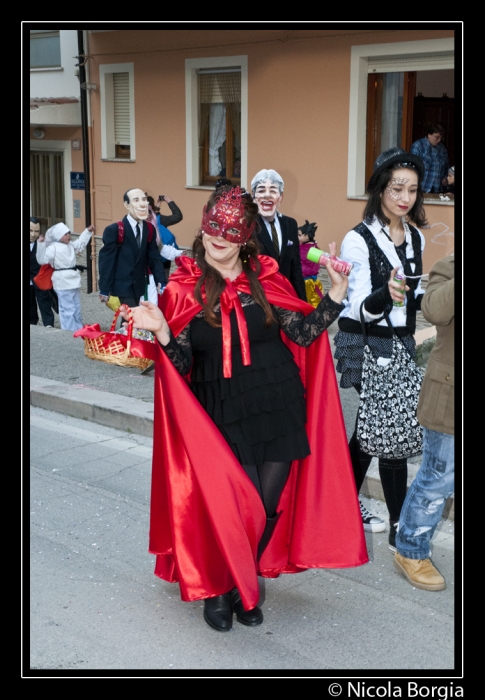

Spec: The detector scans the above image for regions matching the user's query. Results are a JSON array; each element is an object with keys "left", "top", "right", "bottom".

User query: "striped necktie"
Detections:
[
  {"left": 269, "top": 219, "right": 279, "bottom": 255},
  {"left": 135, "top": 222, "right": 141, "bottom": 248}
]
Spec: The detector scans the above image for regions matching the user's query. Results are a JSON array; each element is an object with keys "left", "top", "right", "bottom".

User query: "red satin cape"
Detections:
[{"left": 141, "top": 256, "right": 368, "bottom": 610}]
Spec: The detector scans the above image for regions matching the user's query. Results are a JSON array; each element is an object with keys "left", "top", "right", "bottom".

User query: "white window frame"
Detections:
[
  {"left": 185, "top": 55, "right": 248, "bottom": 189},
  {"left": 100, "top": 62, "right": 136, "bottom": 161},
  {"left": 347, "top": 38, "right": 455, "bottom": 198}
]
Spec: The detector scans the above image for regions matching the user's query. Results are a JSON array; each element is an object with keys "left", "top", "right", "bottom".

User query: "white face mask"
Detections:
[
  {"left": 124, "top": 189, "right": 149, "bottom": 222},
  {"left": 253, "top": 179, "right": 283, "bottom": 221}
]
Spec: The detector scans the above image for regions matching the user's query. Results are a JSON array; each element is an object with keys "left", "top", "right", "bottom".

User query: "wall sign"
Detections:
[{"left": 70, "top": 172, "right": 85, "bottom": 190}]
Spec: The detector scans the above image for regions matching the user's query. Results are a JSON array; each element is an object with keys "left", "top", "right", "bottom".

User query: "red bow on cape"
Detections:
[{"left": 141, "top": 255, "right": 368, "bottom": 610}]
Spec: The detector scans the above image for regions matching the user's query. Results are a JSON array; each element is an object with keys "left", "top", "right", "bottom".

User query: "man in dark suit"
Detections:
[
  {"left": 30, "top": 216, "right": 55, "bottom": 327},
  {"left": 98, "top": 188, "right": 167, "bottom": 307},
  {"left": 251, "top": 169, "right": 306, "bottom": 300}
]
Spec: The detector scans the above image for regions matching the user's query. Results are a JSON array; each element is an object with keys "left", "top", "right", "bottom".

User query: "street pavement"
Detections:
[{"left": 27, "top": 286, "right": 459, "bottom": 677}]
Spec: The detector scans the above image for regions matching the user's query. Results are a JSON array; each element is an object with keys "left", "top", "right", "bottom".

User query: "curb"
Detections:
[{"left": 30, "top": 375, "right": 154, "bottom": 438}]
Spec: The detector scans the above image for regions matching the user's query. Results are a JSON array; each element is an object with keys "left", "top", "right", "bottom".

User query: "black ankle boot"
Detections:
[
  {"left": 203, "top": 593, "right": 233, "bottom": 632},
  {"left": 229, "top": 588, "right": 263, "bottom": 626},
  {"left": 257, "top": 512, "right": 282, "bottom": 561}
]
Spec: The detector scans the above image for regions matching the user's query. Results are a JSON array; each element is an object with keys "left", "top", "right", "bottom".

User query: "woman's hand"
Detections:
[
  {"left": 121, "top": 302, "right": 171, "bottom": 345},
  {"left": 326, "top": 241, "right": 349, "bottom": 305},
  {"left": 388, "top": 266, "right": 409, "bottom": 305}
]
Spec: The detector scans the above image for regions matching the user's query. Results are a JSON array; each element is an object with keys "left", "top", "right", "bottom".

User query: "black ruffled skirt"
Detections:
[{"left": 189, "top": 307, "right": 310, "bottom": 466}]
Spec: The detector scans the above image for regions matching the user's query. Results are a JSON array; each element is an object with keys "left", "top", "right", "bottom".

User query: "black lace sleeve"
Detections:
[
  {"left": 274, "top": 294, "right": 344, "bottom": 347},
  {"left": 160, "top": 323, "right": 192, "bottom": 375}
]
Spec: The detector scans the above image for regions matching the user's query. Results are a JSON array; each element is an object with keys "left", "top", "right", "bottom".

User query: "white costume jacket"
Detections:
[{"left": 36, "top": 228, "right": 92, "bottom": 291}]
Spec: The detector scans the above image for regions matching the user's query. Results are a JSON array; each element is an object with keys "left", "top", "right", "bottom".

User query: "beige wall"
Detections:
[{"left": 86, "top": 28, "right": 455, "bottom": 271}]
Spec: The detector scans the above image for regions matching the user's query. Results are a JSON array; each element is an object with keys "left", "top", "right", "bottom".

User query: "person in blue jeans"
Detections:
[{"left": 394, "top": 254, "right": 454, "bottom": 591}]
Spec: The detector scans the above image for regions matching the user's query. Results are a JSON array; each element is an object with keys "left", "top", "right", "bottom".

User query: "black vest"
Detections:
[{"left": 352, "top": 222, "right": 423, "bottom": 335}]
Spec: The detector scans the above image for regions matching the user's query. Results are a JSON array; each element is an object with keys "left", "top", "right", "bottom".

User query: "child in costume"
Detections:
[
  {"left": 36, "top": 222, "right": 94, "bottom": 331},
  {"left": 298, "top": 220, "right": 324, "bottom": 308}
]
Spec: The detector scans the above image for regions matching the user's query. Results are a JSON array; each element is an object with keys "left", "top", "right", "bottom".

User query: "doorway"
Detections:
[{"left": 30, "top": 150, "right": 65, "bottom": 233}]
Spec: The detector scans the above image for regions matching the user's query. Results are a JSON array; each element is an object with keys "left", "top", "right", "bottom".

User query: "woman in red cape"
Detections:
[{"left": 130, "top": 187, "right": 368, "bottom": 632}]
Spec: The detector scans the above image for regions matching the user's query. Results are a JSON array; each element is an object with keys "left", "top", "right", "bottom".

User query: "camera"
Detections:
[{"left": 159, "top": 195, "right": 165, "bottom": 201}]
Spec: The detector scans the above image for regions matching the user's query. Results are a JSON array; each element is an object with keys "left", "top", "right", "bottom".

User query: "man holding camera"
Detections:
[
  {"left": 155, "top": 194, "right": 183, "bottom": 229},
  {"left": 153, "top": 194, "right": 183, "bottom": 277}
]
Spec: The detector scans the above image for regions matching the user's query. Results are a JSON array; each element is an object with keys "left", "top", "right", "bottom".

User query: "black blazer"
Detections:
[
  {"left": 255, "top": 213, "right": 306, "bottom": 300},
  {"left": 98, "top": 216, "right": 167, "bottom": 299},
  {"left": 30, "top": 241, "right": 41, "bottom": 281}
]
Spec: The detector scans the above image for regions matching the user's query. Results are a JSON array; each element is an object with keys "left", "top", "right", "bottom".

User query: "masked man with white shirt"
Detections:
[
  {"left": 98, "top": 188, "right": 167, "bottom": 308},
  {"left": 251, "top": 169, "right": 306, "bottom": 300}
]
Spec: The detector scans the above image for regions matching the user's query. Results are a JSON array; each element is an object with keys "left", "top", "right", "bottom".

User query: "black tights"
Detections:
[
  {"left": 350, "top": 384, "right": 407, "bottom": 523},
  {"left": 241, "top": 461, "right": 291, "bottom": 517}
]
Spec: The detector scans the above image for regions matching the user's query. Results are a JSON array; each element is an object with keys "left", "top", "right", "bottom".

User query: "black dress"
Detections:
[{"left": 162, "top": 291, "right": 343, "bottom": 466}]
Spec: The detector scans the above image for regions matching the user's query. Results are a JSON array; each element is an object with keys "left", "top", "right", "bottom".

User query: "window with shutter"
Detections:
[
  {"left": 114, "top": 72, "right": 131, "bottom": 159},
  {"left": 100, "top": 63, "right": 135, "bottom": 161}
]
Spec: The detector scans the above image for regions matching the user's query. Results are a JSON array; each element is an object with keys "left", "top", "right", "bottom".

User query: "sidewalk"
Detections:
[{"left": 29, "top": 279, "right": 452, "bottom": 521}]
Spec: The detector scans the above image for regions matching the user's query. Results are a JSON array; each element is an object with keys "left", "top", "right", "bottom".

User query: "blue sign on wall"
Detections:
[{"left": 70, "top": 172, "right": 85, "bottom": 190}]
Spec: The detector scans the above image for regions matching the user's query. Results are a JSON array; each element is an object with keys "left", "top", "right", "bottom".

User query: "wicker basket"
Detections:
[{"left": 82, "top": 307, "right": 153, "bottom": 370}]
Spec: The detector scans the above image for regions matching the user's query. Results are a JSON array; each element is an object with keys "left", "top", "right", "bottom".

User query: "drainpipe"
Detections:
[{"left": 77, "top": 30, "right": 93, "bottom": 293}]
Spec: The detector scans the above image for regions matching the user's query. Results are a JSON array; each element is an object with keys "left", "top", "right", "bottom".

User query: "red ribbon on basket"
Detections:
[
  {"left": 74, "top": 306, "right": 158, "bottom": 363},
  {"left": 74, "top": 306, "right": 132, "bottom": 341}
]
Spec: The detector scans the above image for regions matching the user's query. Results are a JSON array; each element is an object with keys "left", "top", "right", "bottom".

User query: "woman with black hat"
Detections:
[{"left": 333, "top": 147, "right": 427, "bottom": 551}]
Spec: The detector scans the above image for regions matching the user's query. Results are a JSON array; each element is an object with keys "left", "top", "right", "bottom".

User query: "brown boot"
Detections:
[{"left": 394, "top": 552, "right": 446, "bottom": 591}]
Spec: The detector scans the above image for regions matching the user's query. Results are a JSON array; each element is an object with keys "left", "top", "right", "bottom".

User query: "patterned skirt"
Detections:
[{"left": 333, "top": 329, "right": 416, "bottom": 389}]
